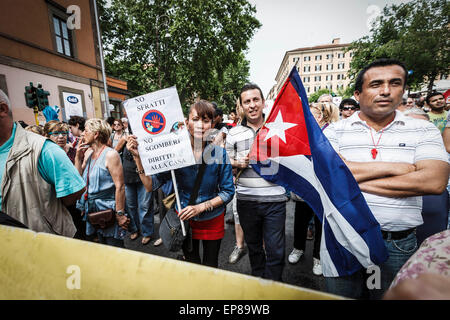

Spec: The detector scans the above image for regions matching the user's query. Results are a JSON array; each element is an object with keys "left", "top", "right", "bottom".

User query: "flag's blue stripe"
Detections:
[
  {"left": 253, "top": 160, "right": 365, "bottom": 276},
  {"left": 288, "top": 68, "right": 389, "bottom": 267}
]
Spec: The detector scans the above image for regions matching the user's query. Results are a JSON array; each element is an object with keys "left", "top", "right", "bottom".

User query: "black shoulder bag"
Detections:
[{"left": 159, "top": 162, "right": 207, "bottom": 252}]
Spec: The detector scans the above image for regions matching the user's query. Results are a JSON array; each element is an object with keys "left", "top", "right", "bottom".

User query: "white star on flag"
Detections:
[{"left": 264, "top": 110, "right": 298, "bottom": 143}]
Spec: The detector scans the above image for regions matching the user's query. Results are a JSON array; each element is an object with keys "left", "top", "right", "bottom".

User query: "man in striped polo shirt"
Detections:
[
  {"left": 323, "top": 59, "right": 449, "bottom": 299},
  {"left": 226, "top": 83, "right": 288, "bottom": 281}
]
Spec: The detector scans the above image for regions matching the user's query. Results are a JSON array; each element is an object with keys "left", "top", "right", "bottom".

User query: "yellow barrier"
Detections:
[{"left": 0, "top": 225, "right": 344, "bottom": 300}]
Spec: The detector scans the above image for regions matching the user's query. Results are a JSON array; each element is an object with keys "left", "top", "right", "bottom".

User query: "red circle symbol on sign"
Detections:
[{"left": 142, "top": 110, "right": 166, "bottom": 135}]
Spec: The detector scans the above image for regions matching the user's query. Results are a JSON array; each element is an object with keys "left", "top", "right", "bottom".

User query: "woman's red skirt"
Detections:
[{"left": 189, "top": 211, "right": 225, "bottom": 240}]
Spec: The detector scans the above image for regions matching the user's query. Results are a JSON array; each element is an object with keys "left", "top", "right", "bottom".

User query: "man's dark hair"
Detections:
[
  {"left": 68, "top": 115, "right": 86, "bottom": 131},
  {"left": 105, "top": 116, "right": 115, "bottom": 126},
  {"left": 354, "top": 58, "right": 408, "bottom": 93},
  {"left": 425, "top": 91, "right": 444, "bottom": 104},
  {"left": 339, "top": 98, "right": 359, "bottom": 110},
  {"left": 214, "top": 107, "right": 223, "bottom": 118},
  {"left": 239, "top": 83, "right": 264, "bottom": 105}
]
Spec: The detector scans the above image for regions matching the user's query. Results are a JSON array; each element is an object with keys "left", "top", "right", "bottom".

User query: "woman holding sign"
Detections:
[{"left": 127, "top": 100, "right": 235, "bottom": 268}]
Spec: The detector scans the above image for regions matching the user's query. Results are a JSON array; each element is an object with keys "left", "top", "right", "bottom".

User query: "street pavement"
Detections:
[{"left": 123, "top": 199, "right": 326, "bottom": 293}]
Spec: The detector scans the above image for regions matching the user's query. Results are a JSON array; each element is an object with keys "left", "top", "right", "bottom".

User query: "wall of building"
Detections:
[
  {"left": 0, "top": 64, "right": 97, "bottom": 124},
  {"left": 274, "top": 42, "right": 353, "bottom": 98},
  {"left": 0, "top": 0, "right": 98, "bottom": 69}
]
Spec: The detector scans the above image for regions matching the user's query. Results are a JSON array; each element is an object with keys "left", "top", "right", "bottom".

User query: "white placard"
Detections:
[
  {"left": 62, "top": 92, "right": 83, "bottom": 119},
  {"left": 123, "top": 86, "right": 195, "bottom": 175},
  {"left": 332, "top": 96, "right": 342, "bottom": 106}
]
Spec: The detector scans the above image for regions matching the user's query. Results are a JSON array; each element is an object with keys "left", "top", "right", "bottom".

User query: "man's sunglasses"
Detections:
[{"left": 342, "top": 106, "right": 357, "bottom": 111}]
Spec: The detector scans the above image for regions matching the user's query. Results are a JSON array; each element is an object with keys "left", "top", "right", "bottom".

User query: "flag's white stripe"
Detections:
[
  {"left": 271, "top": 155, "right": 376, "bottom": 275},
  {"left": 319, "top": 221, "right": 339, "bottom": 277}
]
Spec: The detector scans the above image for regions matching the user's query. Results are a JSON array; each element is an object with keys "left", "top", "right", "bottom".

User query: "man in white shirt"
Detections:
[{"left": 324, "top": 58, "right": 449, "bottom": 299}]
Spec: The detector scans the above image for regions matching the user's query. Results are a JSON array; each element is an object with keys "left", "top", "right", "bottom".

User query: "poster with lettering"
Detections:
[{"left": 123, "top": 86, "right": 196, "bottom": 175}]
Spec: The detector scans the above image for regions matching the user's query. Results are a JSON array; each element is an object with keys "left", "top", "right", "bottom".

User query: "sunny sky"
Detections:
[{"left": 246, "top": 0, "right": 413, "bottom": 97}]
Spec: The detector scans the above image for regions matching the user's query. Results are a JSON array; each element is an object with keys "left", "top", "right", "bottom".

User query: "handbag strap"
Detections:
[{"left": 188, "top": 160, "right": 207, "bottom": 205}]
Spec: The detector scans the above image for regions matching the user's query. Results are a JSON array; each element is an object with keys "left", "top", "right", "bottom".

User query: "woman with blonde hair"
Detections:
[
  {"left": 44, "top": 121, "right": 71, "bottom": 152},
  {"left": 75, "top": 118, "right": 129, "bottom": 247},
  {"left": 309, "top": 102, "right": 340, "bottom": 129},
  {"left": 25, "top": 125, "right": 45, "bottom": 136},
  {"left": 288, "top": 101, "right": 339, "bottom": 276}
]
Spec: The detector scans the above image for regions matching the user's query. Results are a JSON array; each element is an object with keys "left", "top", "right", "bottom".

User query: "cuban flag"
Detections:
[{"left": 249, "top": 67, "right": 388, "bottom": 277}]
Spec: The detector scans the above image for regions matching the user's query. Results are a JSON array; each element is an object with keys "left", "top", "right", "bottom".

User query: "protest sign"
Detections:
[{"left": 123, "top": 86, "right": 195, "bottom": 175}]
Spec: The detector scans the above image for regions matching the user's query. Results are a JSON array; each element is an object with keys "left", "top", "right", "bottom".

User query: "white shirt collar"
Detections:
[{"left": 348, "top": 110, "right": 407, "bottom": 129}]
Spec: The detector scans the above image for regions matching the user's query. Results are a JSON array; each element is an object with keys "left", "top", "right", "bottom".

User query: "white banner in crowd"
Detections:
[{"left": 123, "top": 86, "right": 195, "bottom": 175}]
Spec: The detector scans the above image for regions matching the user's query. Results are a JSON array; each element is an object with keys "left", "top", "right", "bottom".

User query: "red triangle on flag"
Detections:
[{"left": 250, "top": 80, "right": 311, "bottom": 162}]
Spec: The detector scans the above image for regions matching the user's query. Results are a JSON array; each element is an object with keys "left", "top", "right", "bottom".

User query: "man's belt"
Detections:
[{"left": 381, "top": 227, "right": 416, "bottom": 240}]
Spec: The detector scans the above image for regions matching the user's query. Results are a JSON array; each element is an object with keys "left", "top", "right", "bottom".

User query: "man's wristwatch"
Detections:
[{"left": 116, "top": 210, "right": 125, "bottom": 216}]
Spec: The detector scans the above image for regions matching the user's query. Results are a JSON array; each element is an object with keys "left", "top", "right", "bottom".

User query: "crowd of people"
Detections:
[{"left": 0, "top": 57, "right": 449, "bottom": 300}]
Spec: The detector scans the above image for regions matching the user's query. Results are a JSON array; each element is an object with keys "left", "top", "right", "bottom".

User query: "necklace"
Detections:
[
  {"left": 366, "top": 116, "right": 395, "bottom": 160},
  {"left": 369, "top": 128, "right": 384, "bottom": 159}
]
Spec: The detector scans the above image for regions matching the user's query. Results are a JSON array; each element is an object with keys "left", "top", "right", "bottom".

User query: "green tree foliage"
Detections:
[
  {"left": 347, "top": 0, "right": 449, "bottom": 93},
  {"left": 308, "top": 88, "right": 333, "bottom": 103},
  {"left": 98, "top": 0, "right": 261, "bottom": 111}
]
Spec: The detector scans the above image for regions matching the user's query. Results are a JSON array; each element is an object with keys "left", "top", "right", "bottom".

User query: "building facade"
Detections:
[
  {"left": 270, "top": 38, "right": 353, "bottom": 100},
  {"left": 0, "top": 0, "right": 128, "bottom": 125}
]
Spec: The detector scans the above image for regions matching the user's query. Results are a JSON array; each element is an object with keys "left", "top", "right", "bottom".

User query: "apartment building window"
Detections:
[
  {"left": 315, "top": 55, "right": 322, "bottom": 61},
  {"left": 314, "top": 76, "right": 321, "bottom": 82},
  {"left": 326, "top": 54, "right": 333, "bottom": 60},
  {"left": 52, "top": 15, "right": 73, "bottom": 57},
  {"left": 304, "top": 56, "right": 311, "bottom": 62},
  {"left": 304, "top": 65, "right": 310, "bottom": 73},
  {"left": 293, "top": 57, "right": 300, "bottom": 63},
  {"left": 303, "top": 77, "right": 310, "bottom": 83},
  {"left": 315, "top": 65, "right": 322, "bottom": 72},
  {"left": 305, "top": 86, "right": 310, "bottom": 93},
  {"left": 314, "top": 86, "right": 321, "bottom": 92},
  {"left": 349, "top": 52, "right": 353, "bottom": 57},
  {"left": 326, "top": 63, "right": 333, "bottom": 71},
  {"left": 326, "top": 84, "right": 333, "bottom": 90},
  {"left": 338, "top": 62, "right": 345, "bottom": 69},
  {"left": 326, "top": 75, "right": 333, "bottom": 81},
  {"left": 337, "top": 52, "right": 345, "bottom": 59}
]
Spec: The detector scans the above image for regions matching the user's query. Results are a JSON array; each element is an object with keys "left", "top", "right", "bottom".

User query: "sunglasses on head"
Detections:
[{"left": 342, "top": 106, "right": 357, "bottom": 111}]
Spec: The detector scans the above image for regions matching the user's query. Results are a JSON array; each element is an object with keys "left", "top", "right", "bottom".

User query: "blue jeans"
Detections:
[
  {"left": 125, "top": 182, "right": 153, "bottom": 237},
  {"left": 325, "top": 231, "right": 418, "bottom": 300},
  {"left": 237, "top": 200, "right": 286, "bottom": 281}
]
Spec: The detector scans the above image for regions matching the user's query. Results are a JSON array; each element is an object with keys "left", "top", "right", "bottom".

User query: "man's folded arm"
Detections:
[{"left": 358, "top": 160, "right": 449, "bottom": 198}]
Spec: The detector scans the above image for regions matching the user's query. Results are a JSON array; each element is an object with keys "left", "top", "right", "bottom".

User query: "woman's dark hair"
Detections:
[
  {"left": 68, "top": 115, "right": 85, "bottom": 131},
  {"left": 339, "top": 98, "right": 359, "bottom": 110},
  {"left": 113, "top": 119, "right": 124, "bottom": 128},
  {"left": 189, "top": 100, "right": 215, "bottom": 122},
  {"left": 355, "top": 58, "right": 408, "bottom": 93}
]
